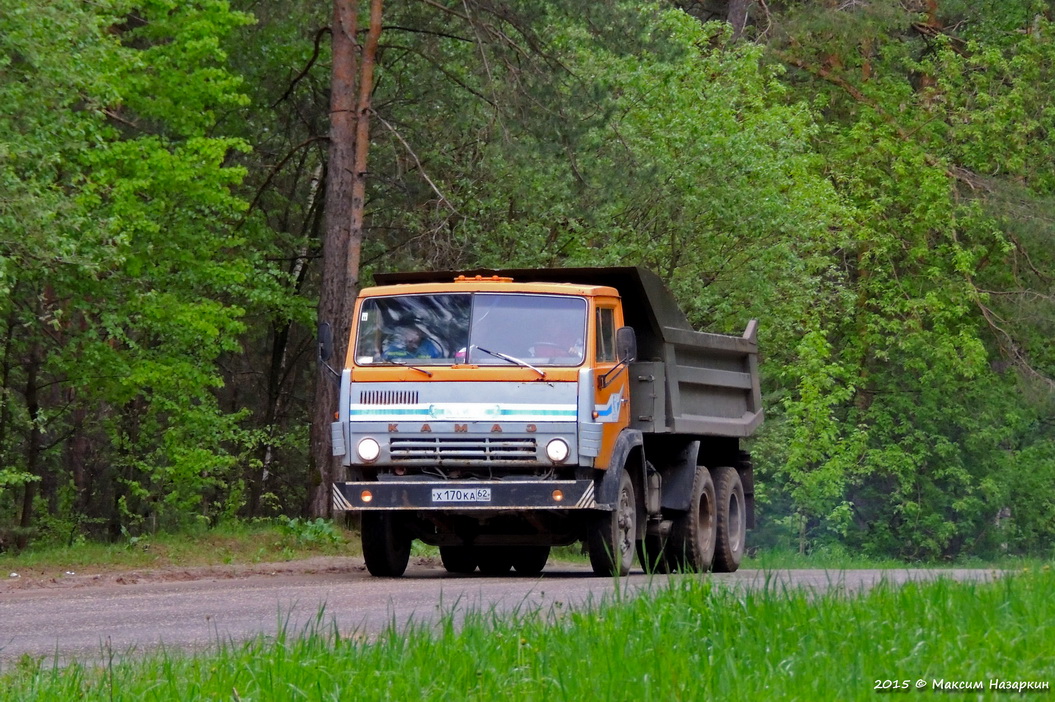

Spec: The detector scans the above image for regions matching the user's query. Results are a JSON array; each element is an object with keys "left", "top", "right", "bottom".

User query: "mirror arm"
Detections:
[{"left": 598, "top": 359, "right": 629, "bottom": 389}]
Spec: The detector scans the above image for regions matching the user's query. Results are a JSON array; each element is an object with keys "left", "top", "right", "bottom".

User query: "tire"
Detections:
[
  {"left": 637, "top": 533, "right": 671, "bottom": 574},
  {"left": 361, "top": 512, "right": 411, "bottom": 577},
  {"left": 711, "top": 466, "right": 746, "bottom": 573},
  {"left": 587, "top": 470, "right": 636, "bottom": 576},
  {"left": 476, "top": 547, "right": 513, "bottom": 576},
  {"left": 440, "top": 545, "right": 477, "bottom": 574},
  {"left": 667, "top": 466, "right": 717, "bottom": 572},
  {"left": 511, "top": 546, "right": 550, "bottom": 576}
]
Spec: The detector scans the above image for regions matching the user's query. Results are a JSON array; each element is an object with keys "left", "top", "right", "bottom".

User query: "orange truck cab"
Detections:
[{"left": 329, "top": 267, "right": 762, "bottom": 577}]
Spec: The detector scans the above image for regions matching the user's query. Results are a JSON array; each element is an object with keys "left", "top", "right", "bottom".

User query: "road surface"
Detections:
[{"left": 0, "top": 557, "right": 1000, "bottom": 666}]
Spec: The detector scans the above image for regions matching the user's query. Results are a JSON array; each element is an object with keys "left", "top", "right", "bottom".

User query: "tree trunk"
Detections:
[
  {"left": 309, "top": 0, "right": 383, "bottom": 518},
  {"left": 0, "top": 304, "right": 17, "bottom": 474},
  {"left": 346, "top": 0, "right": 382, "bottom": 317},
  {"left": 727, "top": 0, "right": 752, "bottom": 40},
  {"left": 16, "top": 339, "right": 42, "bottom": 549}
]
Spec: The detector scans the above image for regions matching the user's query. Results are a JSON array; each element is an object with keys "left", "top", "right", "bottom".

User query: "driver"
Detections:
[
  {"left": 530, "top": 324, "right": 584, "bottom": 361},
  {"left": 383, "top": 325, "right": 443, "bottom": 359}
]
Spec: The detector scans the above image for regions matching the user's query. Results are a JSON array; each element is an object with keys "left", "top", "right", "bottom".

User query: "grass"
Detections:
[
  {"left": 2, "top": 567, "right": 1052, "bottom": 700},
  {"left": 0, "top": 519, "right": 360, "bottom": 580},
  {"left": 747, "top": 545, "right": 1054, "bottom": 572},
  {"left": 4, "top": 521, "right": 1045, "bottom": 580}
]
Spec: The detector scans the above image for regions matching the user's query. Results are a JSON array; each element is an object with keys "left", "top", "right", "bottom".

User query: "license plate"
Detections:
[{"left": 431, "top": 488, "right": 492, "bottom": 503}]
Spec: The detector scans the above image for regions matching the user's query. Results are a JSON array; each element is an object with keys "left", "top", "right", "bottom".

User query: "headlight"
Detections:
[
  {"left": 357, "top": 437, "right": 381, "bottom": 462},
  {"left": 546, "top": 438, "right": 570, "bottom": 463}
]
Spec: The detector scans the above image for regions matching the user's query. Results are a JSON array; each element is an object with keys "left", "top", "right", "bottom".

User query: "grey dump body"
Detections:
[{"left": 375, "top": 266, "right": 763, "bottom": 440}]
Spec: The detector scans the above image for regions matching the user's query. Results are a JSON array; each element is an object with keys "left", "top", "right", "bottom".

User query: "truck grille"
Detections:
[
  {"left": 390, "top": 437, "right": 537, "bottom": 462},
  {"left": 360, "top": 390, "right": 419, "bottom": 405}
]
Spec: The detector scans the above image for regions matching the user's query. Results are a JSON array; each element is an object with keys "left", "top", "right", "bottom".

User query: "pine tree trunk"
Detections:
[
  {"left": 727, "top": 0, "right": 751, "bottom": 40},
  {"left": 310, "top": 0, "right": 383, "bottom": 518}
]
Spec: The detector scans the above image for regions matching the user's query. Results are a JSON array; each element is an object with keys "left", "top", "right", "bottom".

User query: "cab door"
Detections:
[{"left": 592, "top": 300, "right": 630, "bottom": 469}]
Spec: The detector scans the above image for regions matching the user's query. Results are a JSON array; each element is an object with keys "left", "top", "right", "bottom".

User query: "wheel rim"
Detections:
[
  {"left": 697, "top": 487, "right": 715, "bottom": 553},
  {"left": 728, "top": 491, "right": 744, "bottom": 552},
  {"left": 617, "top": 483, "right": 634, "bottom": 559}
]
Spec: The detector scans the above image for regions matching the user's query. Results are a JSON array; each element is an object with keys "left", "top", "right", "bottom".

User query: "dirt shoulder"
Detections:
[{"left": 1, "top": 555, "right": 438, "bottom": 593}]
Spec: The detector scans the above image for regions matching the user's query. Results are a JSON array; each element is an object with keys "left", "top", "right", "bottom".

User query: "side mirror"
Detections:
[
  {"left": 616, "top": 326, "right": 637, "bottom": 363},
  {"left": 318, "top": 322, "right": 334, "bottom": 363}
]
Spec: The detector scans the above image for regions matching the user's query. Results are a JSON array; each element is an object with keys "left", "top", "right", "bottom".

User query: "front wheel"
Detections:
[
  {"left": 587, "top": 470, "right": 636, "bottom": 576},
  {"left": 440, "top": 545, "right": 477, "bottom": 574},
  {"left": 511, "top": 545, "right": 550, "bottom": 576},
  {"left": 361, "top": 512, "right": 411, "bottom": 578},
  {"left": 476, "top": 547, "right": 513, "bottom": 576}
]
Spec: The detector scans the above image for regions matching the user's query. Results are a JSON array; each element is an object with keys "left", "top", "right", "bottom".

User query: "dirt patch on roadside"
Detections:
[
  {"left": 1, "top": 555, "right": 447, "bottom": 592},
  {"left": 3, "top": 557, "right": 348, "bottom": 592}
]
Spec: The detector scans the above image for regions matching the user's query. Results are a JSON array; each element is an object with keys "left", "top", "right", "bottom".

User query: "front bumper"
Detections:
[{"left": 332, "top": 479, "right": 599, "bottom": 512}]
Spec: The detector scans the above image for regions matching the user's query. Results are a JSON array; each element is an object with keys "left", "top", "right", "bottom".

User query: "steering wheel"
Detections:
[{"left": 530, "top": 342, "right": 567, "bottom": 357}]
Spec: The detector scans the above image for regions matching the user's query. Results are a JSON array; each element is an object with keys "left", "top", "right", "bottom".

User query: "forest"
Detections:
[{"left": 1, "top": 0, "right": 1052, "bottom": 560}]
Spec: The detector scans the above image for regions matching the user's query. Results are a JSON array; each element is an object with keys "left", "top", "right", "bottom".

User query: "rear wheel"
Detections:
[
  {"left": 667, "top": 466, "right": 717, "bottom": 572},
  {"left": 511, "top": 546, "right": 550, "bottom": 576},
  {"left": 587, "top": 470, "right": 636, "bottom": 576},
  {"left": 711, "top": 466, "right": 746, "bottom": 573},
  {"left": 361, "top": 512, "right": 411, "bottom": 578},
  {"left": 440, "top": 545, "right": 477, "bottom": 574}
]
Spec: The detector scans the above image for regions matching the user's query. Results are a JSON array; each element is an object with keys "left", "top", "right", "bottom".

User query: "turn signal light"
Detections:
[
  {"left": 552, "top": 490, "right": 564, "bottom": 502},
  {"left": 360, "top": 490, "right": 373, "bottom": 503}
]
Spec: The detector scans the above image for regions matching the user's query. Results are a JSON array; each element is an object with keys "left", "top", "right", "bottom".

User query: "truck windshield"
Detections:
[{"left": 354, "top": 293, "right": 587, "bottom": 367}]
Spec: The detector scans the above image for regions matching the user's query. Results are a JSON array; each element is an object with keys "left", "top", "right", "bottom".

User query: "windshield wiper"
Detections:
[
  {"left": 376, "top": 359, "right": 433, "bottom": 377},
  {"left": 472, "top": 346, "right": 546, "bottom": 379}
]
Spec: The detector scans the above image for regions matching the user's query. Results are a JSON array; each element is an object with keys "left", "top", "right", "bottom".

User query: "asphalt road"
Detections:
[{"left": 0, "top": 560, "right": 999, "bottom": 666}]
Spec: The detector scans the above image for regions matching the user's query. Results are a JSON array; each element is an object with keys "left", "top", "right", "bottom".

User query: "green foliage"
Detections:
[
  {"left": 2, "top": 0, "right": 1053, "bottom": 561},
  {"left": 0, "top": 0, "right": 265, "bottom": 541},
  {"left": 363, "top": 4, "right": 845, "bottom": 340},
  {"left": 750, "top": 0, "right": 1055, "bottom": 559},
  {"left": 367, "top": 0, "right": 1055, "bottom": 560},
  {"left": 278, "top": 517, "right": 342, "bottom": 547}
]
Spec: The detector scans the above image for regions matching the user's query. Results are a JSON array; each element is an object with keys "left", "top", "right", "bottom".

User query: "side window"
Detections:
[{"left": 596, "top": 307, "right": 616, "bottom": 363}]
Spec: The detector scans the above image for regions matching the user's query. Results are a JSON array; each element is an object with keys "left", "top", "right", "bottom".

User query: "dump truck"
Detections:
[{"left": 326, "top": 267, "right": 762, "bottom": 577}]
